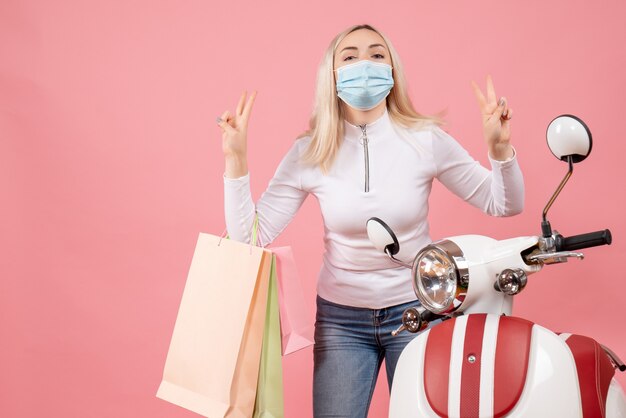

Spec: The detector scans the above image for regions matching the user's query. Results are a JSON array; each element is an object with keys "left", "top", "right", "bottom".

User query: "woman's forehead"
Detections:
[{"left": 336, "top": 29, "right": 387, "bottom": 52}]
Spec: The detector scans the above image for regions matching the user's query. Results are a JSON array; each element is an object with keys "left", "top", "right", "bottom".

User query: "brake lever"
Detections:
[{"left": 528, "top": 251, "right": 584, "bottom": 264}]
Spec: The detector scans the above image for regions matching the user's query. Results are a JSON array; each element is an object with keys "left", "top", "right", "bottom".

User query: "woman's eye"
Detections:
[
  {"left": 343, "top": 56, "right": 356, "bottom": 61},
  {"left": 372, "top": 53, "right": 385, "bottom": 59}
]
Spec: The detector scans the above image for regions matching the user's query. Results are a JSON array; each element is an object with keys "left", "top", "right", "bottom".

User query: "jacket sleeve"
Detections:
[
  {"left": 431, "top": 126, "right": 524, "bottom": 217},
  {"left": 223, "top": 139, "right": 309, "bottom": 245}
]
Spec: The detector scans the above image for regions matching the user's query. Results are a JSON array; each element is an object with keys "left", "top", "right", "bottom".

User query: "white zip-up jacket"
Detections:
[{"left": 223, "top": 110, "right": 524, "bottom": 308}]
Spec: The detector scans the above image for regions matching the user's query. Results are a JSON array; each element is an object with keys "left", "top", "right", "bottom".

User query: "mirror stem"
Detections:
[
  {"left": 541, "top": 155, "right": 574, "bottom": 237},
  {"left": 385, "top": 248, "right": 413, "bottom": 269}
]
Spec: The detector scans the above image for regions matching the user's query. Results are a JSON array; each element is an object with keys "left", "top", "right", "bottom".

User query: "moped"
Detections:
[{"left": 367, "top": 115, "right": 626, "bottom": 417}]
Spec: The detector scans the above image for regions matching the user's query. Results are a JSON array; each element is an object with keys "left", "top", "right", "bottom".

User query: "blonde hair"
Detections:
[{"left": 299, "top": 24, "right": 443, "bottom": 174}]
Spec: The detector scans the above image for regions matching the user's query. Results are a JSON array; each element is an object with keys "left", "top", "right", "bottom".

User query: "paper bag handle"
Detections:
[{"left": 218, "top": 212, "right": 266, "bottom": 252}]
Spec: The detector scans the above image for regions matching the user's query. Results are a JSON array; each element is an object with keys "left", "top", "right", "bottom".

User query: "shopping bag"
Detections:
[
  {"left": 271, "top": 247, "right": 315, "bottom": 355},
  {"left": 156, "top": 232, "right": 273, "bottom": 418},
  {"left": 253, "top": 255, "right": 284, "bottom": 418}
]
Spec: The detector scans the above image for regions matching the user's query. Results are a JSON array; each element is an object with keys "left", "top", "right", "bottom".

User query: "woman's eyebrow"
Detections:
[
  {"left": 339, "top": 44, "right": 387, "bottom": 54},
  {"left": 339, "top": 46, "right": 358, "bottom": 53}
]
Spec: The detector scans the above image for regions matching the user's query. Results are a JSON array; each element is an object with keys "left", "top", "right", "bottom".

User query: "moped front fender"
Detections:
[{"left": 389, "top": 313, "right": 626, "bottom": 418}]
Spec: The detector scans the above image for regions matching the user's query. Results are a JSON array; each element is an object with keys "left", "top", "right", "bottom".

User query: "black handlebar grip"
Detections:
[{"left": 556, "top": 229, "right": 612, "bottom": 251}]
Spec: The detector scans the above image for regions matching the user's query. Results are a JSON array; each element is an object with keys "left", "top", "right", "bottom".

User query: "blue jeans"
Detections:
[{"left": 313, "top": 295, "right": 438, "bottom": 418}]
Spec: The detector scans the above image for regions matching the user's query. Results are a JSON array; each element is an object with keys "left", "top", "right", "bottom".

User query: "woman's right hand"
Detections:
[{"left": 217, "top": 91, "right": 257, "bottom": 159}]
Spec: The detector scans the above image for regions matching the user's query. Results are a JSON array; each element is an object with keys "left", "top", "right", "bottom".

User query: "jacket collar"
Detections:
[{"left": 343, "top": 108, "right": 391, "bottom": 142}]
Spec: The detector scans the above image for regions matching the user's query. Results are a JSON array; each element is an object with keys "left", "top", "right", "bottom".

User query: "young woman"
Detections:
[{"left": 218, "top": 24, "right": 523, "bottom": 418}]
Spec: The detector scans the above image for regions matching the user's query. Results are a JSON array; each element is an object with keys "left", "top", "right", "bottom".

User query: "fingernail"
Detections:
[
  {"left": 499, "top": 98, "right": 505, "bottom": 106},
  {"left": 216, "top": 117, "right": 223, "bottom": 124}
]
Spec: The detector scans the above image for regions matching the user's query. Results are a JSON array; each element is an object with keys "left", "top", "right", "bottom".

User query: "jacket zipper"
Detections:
[{"left": 359, "top": 124, "right": 370, "bottom": 193}]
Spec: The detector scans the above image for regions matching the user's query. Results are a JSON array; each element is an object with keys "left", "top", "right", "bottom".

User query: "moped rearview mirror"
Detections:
[
  {"left": 367, "top": 217, "right": 399, "bottom": 255},
  {"left": 546, "top": 114, "right": 592, "bottom": 163},
  {"left": 542, "top": 114, "right": 592, "bottom": 238},
  {"left": 367, "top": 217, "right": 411, "bottom": 268}
]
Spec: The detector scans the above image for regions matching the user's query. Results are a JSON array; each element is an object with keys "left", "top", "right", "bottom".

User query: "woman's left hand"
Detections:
[{"left": 471, "top": 75, "right": 514, "bottom": 161}]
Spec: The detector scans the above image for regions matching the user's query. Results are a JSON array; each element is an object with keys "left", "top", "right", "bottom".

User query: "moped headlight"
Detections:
[{"left": 412, "top": 240, "right": 468, "bottom": 314}]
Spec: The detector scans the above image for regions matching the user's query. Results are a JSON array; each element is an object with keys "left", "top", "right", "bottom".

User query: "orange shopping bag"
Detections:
[{"left": 156, "top": 232, "right": 272, "bottom": 418}]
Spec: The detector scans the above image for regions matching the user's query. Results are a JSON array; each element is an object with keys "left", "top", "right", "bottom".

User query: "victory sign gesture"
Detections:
[
  {"left": 217, "top": 91, "right": 256, "bottom": 179},
  {"left": 471, "top": 76, "right": 514, "bottom": 161},
  {"left": 217, "top": 91, "right": 257, "bottom": 159}
]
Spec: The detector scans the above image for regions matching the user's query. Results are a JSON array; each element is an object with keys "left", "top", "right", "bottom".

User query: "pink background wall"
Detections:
[{"left": 2, "top": 0, "right": 625, "bottom": 417}]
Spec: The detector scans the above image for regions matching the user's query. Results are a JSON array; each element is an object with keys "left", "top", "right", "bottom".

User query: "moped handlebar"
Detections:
[{"left": 555, "top": 229, "right": 612, "bottom": 251}]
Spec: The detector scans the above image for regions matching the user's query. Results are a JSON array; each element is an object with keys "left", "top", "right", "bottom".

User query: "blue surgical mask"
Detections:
[{"left": 335, "top": 60, "right": 394, "bottom": 111}]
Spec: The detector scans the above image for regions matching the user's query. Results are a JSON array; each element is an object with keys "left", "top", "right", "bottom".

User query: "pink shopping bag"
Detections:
[{"left": 271, "top": 246, "right": 315, "bottom": 355}]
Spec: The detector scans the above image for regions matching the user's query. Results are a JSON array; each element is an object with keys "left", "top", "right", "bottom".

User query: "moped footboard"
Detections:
[{"left": 389, "top": 313, "right": 625, "bottom": 417}]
